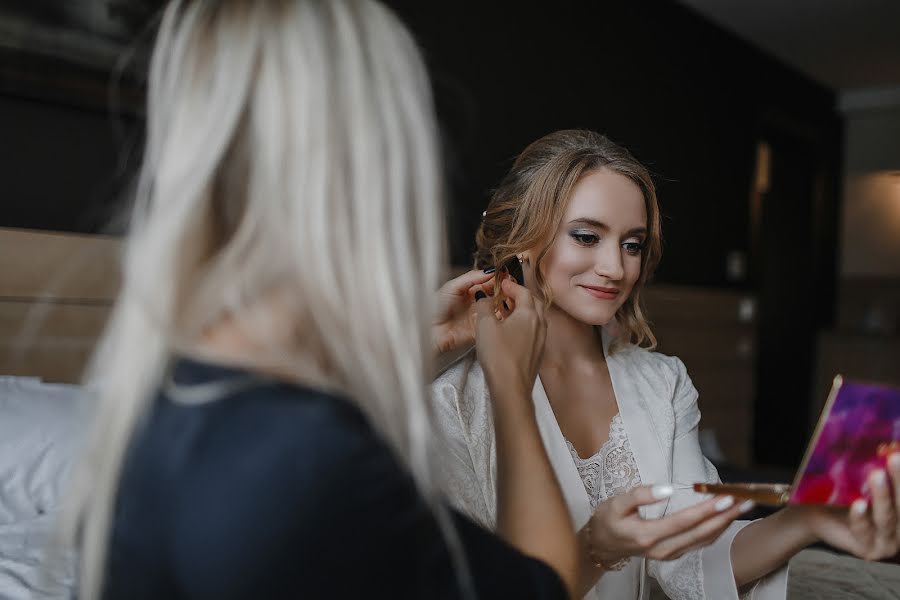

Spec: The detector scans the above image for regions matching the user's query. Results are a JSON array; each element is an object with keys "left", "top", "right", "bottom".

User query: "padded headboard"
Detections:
[{"left": 0, "top": 227, "right": 120, "bottom": 382}]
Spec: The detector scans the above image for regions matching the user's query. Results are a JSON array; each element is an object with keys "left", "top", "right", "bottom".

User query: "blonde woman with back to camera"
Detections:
[
  {"left": 432, "top": 129, "right": 900, "bottom": 599},
  {"left": 56, "top": 2, "right": 580, "bottom": 599}
]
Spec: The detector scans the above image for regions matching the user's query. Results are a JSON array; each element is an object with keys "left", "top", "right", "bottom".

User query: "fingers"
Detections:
[
  {"left": 639, "top": 495, "right": 740, "bottom": 544},
  {"left": 498, "top": 277, "right": 536, "bottom": 309},
  {"left": 605, "top": 488, "right": 746, "bottom": 561},
  {"left": 474, "top": 288, "right": 509, "bottom": 328},
  {"left": 644, "top": 500, "right": 752, "bottom": 561},
  {"left": 480, "top": 276, "right": 497, "bottom": 297},
  {"left": 445, "top": 269, "right": 495, "bottom": 295},
  {"left": 498, "top": 278, "right": 547, "bottom": 326},
  {"left": 497, "top": 289, "right": 514, "bottom": 320},
  {"left": 612, "top": 485, "right": 676, "bottom": 516},
  {"left": 869, "top": 469, "right": 899, "bottom": 557},
  {"left": 889, "top": 453, "right": 900, "bottom": 529},
  {"left": 844, "top": 467, "right": 900, "bottom": 562},
  {"left": 848, "top": 498, "right": 875, "bottom": 557},
  {"left": 473, "top": 274, "right": 546, "bottom": 393},
  {"left": 473, "top": 289, "right": 493, "bottom": 315},
  {"left": 475, "top": 278, "right": 542, "bottom": 329},
  {"left": 482, "top": 277, "right": 543, "bottom": 326},
  {"left": 869, "top": 469, "right": 896, "bottom": 533}
]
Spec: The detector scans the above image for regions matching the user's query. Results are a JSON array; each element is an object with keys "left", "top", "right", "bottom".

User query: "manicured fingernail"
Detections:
[
  {"left": 474, "top": 291, "right": 486, "bottom": 301},
  {"left": 715, "top": 496, "right": 735, "bottom": 511},
  {"left": 482, "top": 267, "right": 496, "bottom": 274},
  {"left": 852, "top": 499, "right": 868, "bottom": 515},
  {"left": 872, "top": 470, "right": 887, "bottom": 487},
  {"left": 651, "top": 484, "right": 674, "bottom": 499},
  {"left": 739, "top": 500, "right": 755, "bottom": 513},
  {"left": 889, "top": 453, "right": 900, "bottom": 471}
]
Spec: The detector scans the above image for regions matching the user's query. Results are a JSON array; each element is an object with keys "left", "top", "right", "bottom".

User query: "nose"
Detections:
[{"left": 593, "top": 241, "right": 624, "bottom": 281}]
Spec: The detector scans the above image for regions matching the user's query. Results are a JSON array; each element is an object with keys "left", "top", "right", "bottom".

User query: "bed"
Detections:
[
  {"left": 0, "top": 376, "right": 86, "bottom": 598},
  {"left": 1, "top": 227, "right": 899, "bottom": 599},
  {"left": 0, "top": 227, "right": 117, "bottom": 599}
]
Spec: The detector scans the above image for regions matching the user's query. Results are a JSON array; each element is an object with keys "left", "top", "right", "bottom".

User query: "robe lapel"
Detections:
[
  {"left": 531, "top": 375, "right": 594, "bottom": 528},
  {"left": 602, "top": 328, "right": 672, "bottom": 519}
]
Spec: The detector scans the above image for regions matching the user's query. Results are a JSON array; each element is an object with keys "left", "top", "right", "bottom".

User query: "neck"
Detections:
[
  {"left": 188, "top": 303, "right": 333, "bottom": 391},
  {"left": 541, "top": 306, "right": 608, "bottom": 372}
]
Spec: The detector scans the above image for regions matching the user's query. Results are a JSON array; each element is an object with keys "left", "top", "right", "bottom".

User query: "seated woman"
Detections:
[
  {"left": 55, "top": 2, "right": 581, "bottom": 599},
  {"left": 432, "top": 129, "right": 900, "bottom": 599}
]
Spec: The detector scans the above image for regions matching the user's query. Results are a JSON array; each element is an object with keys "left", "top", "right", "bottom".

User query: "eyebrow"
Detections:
[{"left": 567, "top": 218, "right": 647, "bottom": 236}]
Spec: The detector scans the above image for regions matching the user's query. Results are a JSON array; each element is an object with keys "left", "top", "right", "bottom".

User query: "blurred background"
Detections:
[{"left": 1, "top": 0, "right": 898, "bottom": 477}]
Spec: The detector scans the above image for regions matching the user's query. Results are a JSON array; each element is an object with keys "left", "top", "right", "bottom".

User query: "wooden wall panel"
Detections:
[
  {"left": 0, "top": 227, "right": 120, "bottom": 301},
  {"left": 0, "top": 302, "right": 111, "bottom": 382},
  {"left": 836, "top": 276, "right": 900, "bottom": 335},
  {"left": 0, "top": 228, "right": 118, "bottom": 382},
  {"left": 645, "top": 285, "right": 758, "bottom": 468},
  {"left": 650, "top": 325, "right": 755, "bottom": 366},
  {"left": 0, "top": 300, "right": 109, "bottom": 338},
  {"left": 643, "top": 286, "right": 757, "bottom": 326}
]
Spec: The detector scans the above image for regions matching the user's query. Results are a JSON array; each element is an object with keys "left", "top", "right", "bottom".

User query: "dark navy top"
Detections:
[{"left": 103, "top": 358, "right": 566, "bottom": 599}]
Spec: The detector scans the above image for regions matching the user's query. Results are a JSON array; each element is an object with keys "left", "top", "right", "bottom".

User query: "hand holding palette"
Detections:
[{"left": 694, "top": 377, "right": 900, "bottom": 507}]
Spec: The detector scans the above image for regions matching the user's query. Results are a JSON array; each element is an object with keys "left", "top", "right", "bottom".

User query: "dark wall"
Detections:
[
  {"left": 0, "top": 0, "right": 152, "bottom": 234},
  {"left": 0, "top": 1, "right": 843, "bottom": 467},
  {"left": 1, "top": 2, "right": 840, "bottom": 286},
  {"left": 0, "top": 39, "right": 144, "bottom": 235},
  {"left": 0, "top": 94, "right": 133, "bottom": 233},
  {"left": 382, "top": 0, "right": 843, "bottom": 468},
  {"left": 386, "top": 1, "right": 841, "bottom": 288}
]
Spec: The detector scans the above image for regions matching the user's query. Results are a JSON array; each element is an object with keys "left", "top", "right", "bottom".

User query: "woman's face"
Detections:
[{"left": 527, "top": 168, "right": 647, "bottom": 327}]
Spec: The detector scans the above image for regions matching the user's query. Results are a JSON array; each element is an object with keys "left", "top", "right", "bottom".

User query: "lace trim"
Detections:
[
  {"left": 572, "top": 415, "right": 704, "bottom": 599},
  {"left": 566, "top": 413, "right": 642, "bottom": 508},
  {"left": 566, "top": 413, "right": 642, "bottom": 571}
]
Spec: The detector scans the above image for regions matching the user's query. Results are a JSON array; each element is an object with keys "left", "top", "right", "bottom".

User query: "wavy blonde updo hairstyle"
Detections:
[{"left": 474, "top": 129, "right": 662, "bottom": 350}]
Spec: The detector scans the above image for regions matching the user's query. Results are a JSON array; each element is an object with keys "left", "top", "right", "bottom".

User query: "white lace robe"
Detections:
[{"left": 430, "top": 328, "right": 789, "bottom": 600}]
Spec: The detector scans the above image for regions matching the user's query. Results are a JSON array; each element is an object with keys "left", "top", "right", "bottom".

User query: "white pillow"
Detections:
[{"left": 0, "top": 377, "right": 89, "bottom": 525}]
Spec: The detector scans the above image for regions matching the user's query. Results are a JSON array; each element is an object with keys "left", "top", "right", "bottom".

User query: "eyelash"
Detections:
[
  {"left": 569, "top": 231, "right": 644, "bottom": 255},
  {"left": 622, "top": 242, "right": 644, "bottom": 255}
]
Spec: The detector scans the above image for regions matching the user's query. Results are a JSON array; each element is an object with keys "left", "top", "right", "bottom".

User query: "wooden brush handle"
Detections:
[{"left": 693, "top": 482, "right": 792, "bottom": 507}]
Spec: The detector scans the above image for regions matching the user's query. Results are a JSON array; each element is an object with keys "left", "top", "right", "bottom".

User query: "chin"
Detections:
[
  {"left": 559, "top": 303, "right": 618, "bottom": 327},
  {"left": 581, "top": 314, "right": 615, "bottom": 327}
]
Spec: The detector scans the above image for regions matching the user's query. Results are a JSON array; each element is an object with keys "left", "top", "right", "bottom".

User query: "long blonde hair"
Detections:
[
  {"left": 475, "top": 129, "right": 662, "bottom": 350},
  {"left": 61, "top": 2, "right": 457, "bottom": 597}
]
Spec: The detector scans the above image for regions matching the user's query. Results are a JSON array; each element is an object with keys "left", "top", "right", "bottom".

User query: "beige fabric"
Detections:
[
  {"left": 430, "top": 328, "right": 788, "bottom": 600},
  {"left": 650, "top": 549, "right": 900, "bottom": 600},
  {"left": 785, "top": 549, "right": 900, "bottom": 599}
]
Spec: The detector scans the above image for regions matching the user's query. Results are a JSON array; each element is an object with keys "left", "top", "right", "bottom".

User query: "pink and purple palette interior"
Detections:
[{"left": 791, "top": 378, "right": 900, "bottom": 506}]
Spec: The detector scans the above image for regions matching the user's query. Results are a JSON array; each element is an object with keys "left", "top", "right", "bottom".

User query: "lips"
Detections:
[{"left": 579, "top": 285, "right": 620, "bottom": 300}]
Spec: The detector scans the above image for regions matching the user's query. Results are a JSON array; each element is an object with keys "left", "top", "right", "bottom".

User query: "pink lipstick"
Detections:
[{"left": 580, "top": 285, "right": 620, "bottom": 300}]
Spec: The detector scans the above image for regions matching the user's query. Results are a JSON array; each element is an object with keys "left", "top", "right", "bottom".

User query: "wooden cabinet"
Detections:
[{"left": 644, "top": 285, "right": 757, "bottom": 467}]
